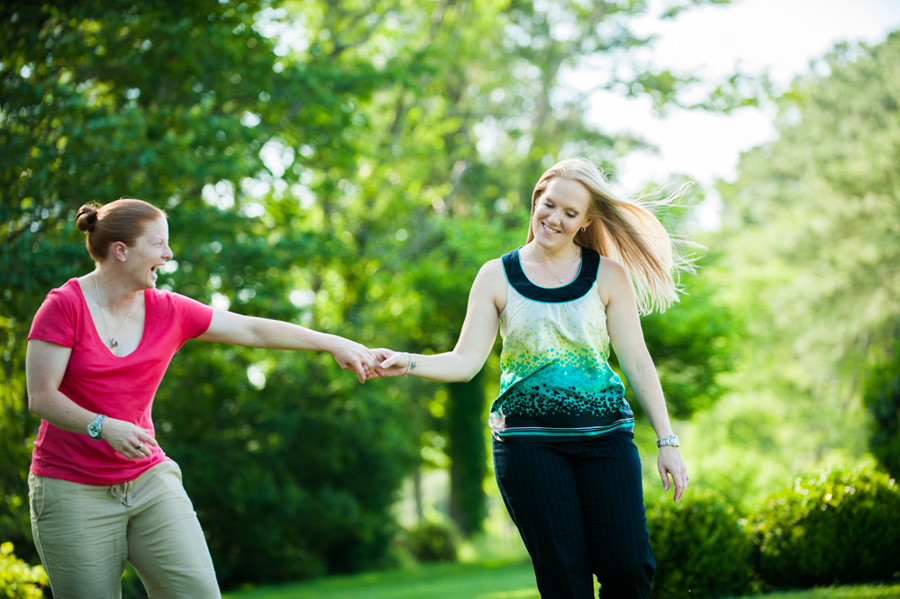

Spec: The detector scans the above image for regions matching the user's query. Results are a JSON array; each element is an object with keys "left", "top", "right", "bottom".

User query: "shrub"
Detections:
[
  {"left": 646, "top": 488, "right": 752, "bottom": 599},
  {"left": 863, "top": 343, "right": 900, "bottom": 480},
  {"left": 749, "top": 466, "right": 900, "bottom": 589},
  {"left": 121, "top": 563, "right": 147, "bottom": 599},
  {"left": 401, "top": 519, "right": 460, "bottom": 563},
  {"left": 0, "top": 542, "right": 47, "bottom": 599},
  {"left": 155, "top": 348, "right": 419, "bottom": 587}
]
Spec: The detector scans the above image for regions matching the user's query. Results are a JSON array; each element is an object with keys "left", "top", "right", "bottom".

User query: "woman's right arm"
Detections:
[
  {"left": 371, "top": 259, "right": 506, "bottom": 382},
  {"left": 26, "top": 340, "right": 157, "bottom": 458}
]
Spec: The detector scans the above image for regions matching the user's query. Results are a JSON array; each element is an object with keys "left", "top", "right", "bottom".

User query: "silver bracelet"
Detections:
[{"left": 401, "top": 353, "right": 412, "bottom": 377}]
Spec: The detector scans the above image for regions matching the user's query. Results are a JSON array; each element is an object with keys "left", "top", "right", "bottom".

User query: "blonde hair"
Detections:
[
  {"left": 527, "top": 157, "right": 694, "bottom": 314},
  {"left": 76, "top": 198, "right": 166, "bottom": 261}
]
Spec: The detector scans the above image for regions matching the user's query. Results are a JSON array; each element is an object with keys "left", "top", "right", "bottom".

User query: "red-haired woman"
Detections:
[{"left": 26, "top": 198, "right": 376, "bottom": 598}]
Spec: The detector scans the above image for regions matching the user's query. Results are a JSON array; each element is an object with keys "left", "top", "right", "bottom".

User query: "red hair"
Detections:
[{"left": 76, "top": 198, "right": 166, "bottom": 261}]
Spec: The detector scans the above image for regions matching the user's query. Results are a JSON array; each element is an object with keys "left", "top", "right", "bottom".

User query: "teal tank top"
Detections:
[{"left": 488, "top": 246, "right": 635, "bottom": 442}]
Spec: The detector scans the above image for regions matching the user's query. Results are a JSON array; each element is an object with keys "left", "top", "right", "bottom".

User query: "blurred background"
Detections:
[{"left": 2, "top": 0, "right": 899, "bottom": 596}]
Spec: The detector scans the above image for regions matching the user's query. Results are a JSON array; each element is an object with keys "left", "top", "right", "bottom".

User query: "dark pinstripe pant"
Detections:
[{"left": 493, "top": 433, "right": 655, "bottom": 599}]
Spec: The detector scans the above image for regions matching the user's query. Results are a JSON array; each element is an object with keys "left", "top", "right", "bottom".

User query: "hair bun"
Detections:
[{"left": 76, "top": 204, "right": 100, "bottom": 232}]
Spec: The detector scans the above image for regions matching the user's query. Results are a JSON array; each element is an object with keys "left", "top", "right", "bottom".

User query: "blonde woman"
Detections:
[{"left": 371, "top": 158, "right": 690, "bottom": 598}]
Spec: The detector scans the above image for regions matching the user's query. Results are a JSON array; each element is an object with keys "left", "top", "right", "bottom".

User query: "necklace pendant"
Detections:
[
  {"left": 111, "top": 339, "right": 119, "bottom": 348},
  {"left": 559, "top": 278, "right": 565, "bottom": 283}
]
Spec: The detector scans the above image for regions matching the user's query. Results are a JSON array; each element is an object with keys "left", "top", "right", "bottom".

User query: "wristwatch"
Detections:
[
  {"left": 657, "top": 435, "right": 679, "bottom": 448},
  {"left": 87, "top": 414, "right": 106, "bottom": 440}
]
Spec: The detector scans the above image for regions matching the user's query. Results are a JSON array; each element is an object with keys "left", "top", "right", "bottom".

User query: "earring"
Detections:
[{"left": 581, "top": 226, "right": 587, "bottom": 232}]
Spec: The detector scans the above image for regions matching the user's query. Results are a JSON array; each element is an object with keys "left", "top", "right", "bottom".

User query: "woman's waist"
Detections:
[
  {"left": 488, "top": 403, "right": 635, "bottom": 442},
  {"left": 32, "top": 423, "right": 166, "bottom": 485},
  {"left": 491, "top": 382, "right": 629, "bottom": 416}
]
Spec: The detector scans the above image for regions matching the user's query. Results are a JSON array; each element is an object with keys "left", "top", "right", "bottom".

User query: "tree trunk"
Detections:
[{"left": 446, "top": 369, "right": 488, "bottom": 536}]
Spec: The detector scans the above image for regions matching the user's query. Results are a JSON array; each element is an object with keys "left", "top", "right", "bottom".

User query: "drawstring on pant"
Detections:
[{"left": 110, "top": 480, "right": 136, "bottom": 507}]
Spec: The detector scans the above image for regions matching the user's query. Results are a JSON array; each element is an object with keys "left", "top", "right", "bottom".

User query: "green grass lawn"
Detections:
[
  {"left": 223, "top": 561, "right": 542, "bottom": 599},
  {"left": 723, "top": 586, "right": 900, "bottom": 599},
  {"left": 223, "top": 561, "right": 900, "bottom": 599}
]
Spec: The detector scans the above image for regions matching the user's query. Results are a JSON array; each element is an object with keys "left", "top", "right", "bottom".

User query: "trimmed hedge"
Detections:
[
  {"left": 646, "top": 489, "right": 751, "bottom": 598},
  {"left": 749, "top": 466, "right": 900, "bottom": 589}
]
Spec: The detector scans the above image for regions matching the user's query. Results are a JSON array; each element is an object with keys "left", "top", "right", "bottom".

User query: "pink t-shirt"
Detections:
[{"left": 28, "top": 278, "right": 214, "bottom": 485}]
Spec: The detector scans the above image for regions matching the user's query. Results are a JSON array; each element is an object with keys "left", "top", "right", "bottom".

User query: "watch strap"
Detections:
[{"left": 657, "top": 434, "right": 679, "bottom": 448}]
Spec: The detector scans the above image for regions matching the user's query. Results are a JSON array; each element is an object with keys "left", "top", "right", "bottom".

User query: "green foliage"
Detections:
[
  {"left": 719, "top": 30, "right": 900, "bottom": 408},
  {"left": 400, "top": 519, "right": 461, "bottom": 563},
  {"left": 703, "top": 31, "right": 900, "bottom": 516},
  {"left": 0, "top": 543, "right": 47, "bottom": 599},
  {"left": 863, "top": 339, "right": 900, "bottom": 480},
  {"left": 645, "top": 489, "right": 751, "bottom": 599},
  {"left": 121, "top": 564, "right": 148, "bottom": 599},
  {"left": 2, "top": 0, "right": 746, "bottom": 587},
  {"left": 0, "top": 0, "right": 408, "bottom": 585},
  {"left": 0, "top": 342, "right": 32, "bottom": 560},
  {"left": 446, "top": 373, "right": 489, "bottom": 536},
  {"left": 156, "top": 346, "right": 418, "bottom": 585},
  {"left": 348, "top": 0, "right": 741, "bottom": 523},
  {"left": 631, "top": 248, "right": 739, "bottom": 421},
  {"left": 749, "top": 466, "right": 900, "bottom": 589}
]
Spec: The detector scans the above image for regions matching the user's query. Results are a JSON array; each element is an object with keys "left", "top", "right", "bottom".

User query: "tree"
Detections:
[
  {"left": 2, "top": 0, "right": 747, "bottom": 584},
  {"left": 347, "top": 0, "right": 741, "bottom": 533},
  {"left": 705, "top": 30, "right": 900, "bottom": 505},
  {"left": 0, "top": 0, "right": 413, "bottom": 585}
]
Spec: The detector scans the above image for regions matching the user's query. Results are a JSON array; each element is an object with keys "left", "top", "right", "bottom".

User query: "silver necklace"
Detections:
[
  {"left": 530, "top": 245, "right": 580, "bottom": 284},
  {"left": 93, "top": 276, "right": 137, "bottom": 349}
]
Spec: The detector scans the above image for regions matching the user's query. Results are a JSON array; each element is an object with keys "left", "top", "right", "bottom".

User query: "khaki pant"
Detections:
[{"left": 29, "top": 460, "right": 220, "bottom": 599}]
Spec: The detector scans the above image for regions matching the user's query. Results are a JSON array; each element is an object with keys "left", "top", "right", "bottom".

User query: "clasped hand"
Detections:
[
  {"left": 364, "top": 348, "right": 410, "bottom": 379},
  {"left": 310, "top": 337, "right": 408, "bottom": 383}
]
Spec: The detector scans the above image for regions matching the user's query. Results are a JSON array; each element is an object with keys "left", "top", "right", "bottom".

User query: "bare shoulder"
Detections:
[
  {"left": 472, "top": 257, "right": 508, "bottom": 312},
  {"left": 596, "top": 255, "right": 632, "bottom": 305},
  {"left": 478, "top": 257, "right": 506, "bottom": 278}
]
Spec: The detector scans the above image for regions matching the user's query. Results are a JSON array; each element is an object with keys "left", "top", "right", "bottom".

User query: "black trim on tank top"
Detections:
[{"left": 502, "top": 246, "right": 600, "bottom": 303}]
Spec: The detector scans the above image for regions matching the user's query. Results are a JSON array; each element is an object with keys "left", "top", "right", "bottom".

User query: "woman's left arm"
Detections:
[
  {"left": 196, "top": 310, "right": 376, "bottom": 383},
  {"left": 602, "top": 260, "right": 689, "bottom": 502}
]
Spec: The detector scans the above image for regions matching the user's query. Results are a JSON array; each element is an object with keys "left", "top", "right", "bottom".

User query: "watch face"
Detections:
[{"left": 88, "top": 415, "right": 104, "bottom": 439}]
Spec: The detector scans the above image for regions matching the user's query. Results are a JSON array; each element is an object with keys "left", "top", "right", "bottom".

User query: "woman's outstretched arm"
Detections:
[
  {"left": 197, "top": 311, "right": 376, "bottom": 383},
  {"left": 371, "top": 259, "right": 506, "bottom": 383}
]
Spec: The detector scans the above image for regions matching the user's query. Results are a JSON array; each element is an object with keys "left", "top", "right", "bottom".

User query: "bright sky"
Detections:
[{"left": 581, "top": 0, "right": 900, "bottom": 196}]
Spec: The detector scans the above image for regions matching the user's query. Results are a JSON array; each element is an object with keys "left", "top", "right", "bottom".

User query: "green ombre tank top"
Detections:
[{"left": 488, "top": 246, "right": 634, "bottom": 442}]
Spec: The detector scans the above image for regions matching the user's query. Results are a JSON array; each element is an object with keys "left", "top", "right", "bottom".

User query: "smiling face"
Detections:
[
  {"left": 530, "top": 177, "right": 593, "bottom": 250},
  {"left": 126, "top": 215, "right": 172, "bottom": 288}
]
